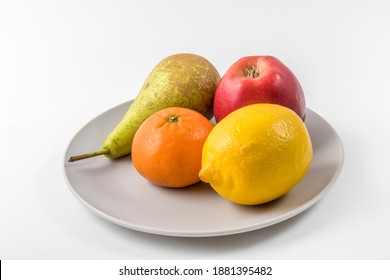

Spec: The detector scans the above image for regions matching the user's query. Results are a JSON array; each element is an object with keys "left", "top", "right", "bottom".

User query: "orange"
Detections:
[{"left": 131, "top": 107, "right": 214, "bottom": 188}]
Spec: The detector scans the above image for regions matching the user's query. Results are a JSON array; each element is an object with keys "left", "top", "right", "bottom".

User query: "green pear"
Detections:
[{"left": 68, "top": 53, "right": 220, "bottom": 162}]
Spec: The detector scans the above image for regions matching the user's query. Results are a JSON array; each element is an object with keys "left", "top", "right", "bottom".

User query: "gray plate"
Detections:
[{"left": 63, "top": 100, "right": 344, "bottom": 237}]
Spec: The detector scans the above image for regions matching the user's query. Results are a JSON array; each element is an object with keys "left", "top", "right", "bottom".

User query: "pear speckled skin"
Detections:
[{"left": 102, "top": 53, "right": 220, "bottom": 159}]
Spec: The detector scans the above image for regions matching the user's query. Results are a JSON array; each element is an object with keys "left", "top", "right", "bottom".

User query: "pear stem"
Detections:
[{"left": 68, "top": 148, "right": 109, "bottom": 162}]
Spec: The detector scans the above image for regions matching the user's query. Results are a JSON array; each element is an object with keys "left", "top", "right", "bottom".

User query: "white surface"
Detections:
[
  {"left": 64, "top": 103, "right": 343, "bottom": 237},
  {"left": 1, "top": 0, "right": 389, "bottom": 259}
]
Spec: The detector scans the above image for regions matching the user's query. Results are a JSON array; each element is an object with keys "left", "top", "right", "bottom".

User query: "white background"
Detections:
[{"left": 1, "top": 0, "right": 389, "bottom": 259}]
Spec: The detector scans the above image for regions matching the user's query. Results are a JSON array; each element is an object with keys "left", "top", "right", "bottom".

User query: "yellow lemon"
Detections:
[{"left": 199, "top": 103, "right": 313, "bottom": 205}]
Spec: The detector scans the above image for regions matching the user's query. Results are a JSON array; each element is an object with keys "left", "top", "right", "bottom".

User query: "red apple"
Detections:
[{"left": 214, "top": 56, "right": 306, "bottom": 122}]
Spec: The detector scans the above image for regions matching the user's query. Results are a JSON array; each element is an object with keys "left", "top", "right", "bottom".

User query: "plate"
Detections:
[{"left": 63, "top": 100, "right": 344, "bottom": 237}]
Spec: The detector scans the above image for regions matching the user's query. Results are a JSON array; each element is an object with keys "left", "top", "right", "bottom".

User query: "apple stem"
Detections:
[{"left": 245, "top": 65, "right": 260, "bottom": 78}]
